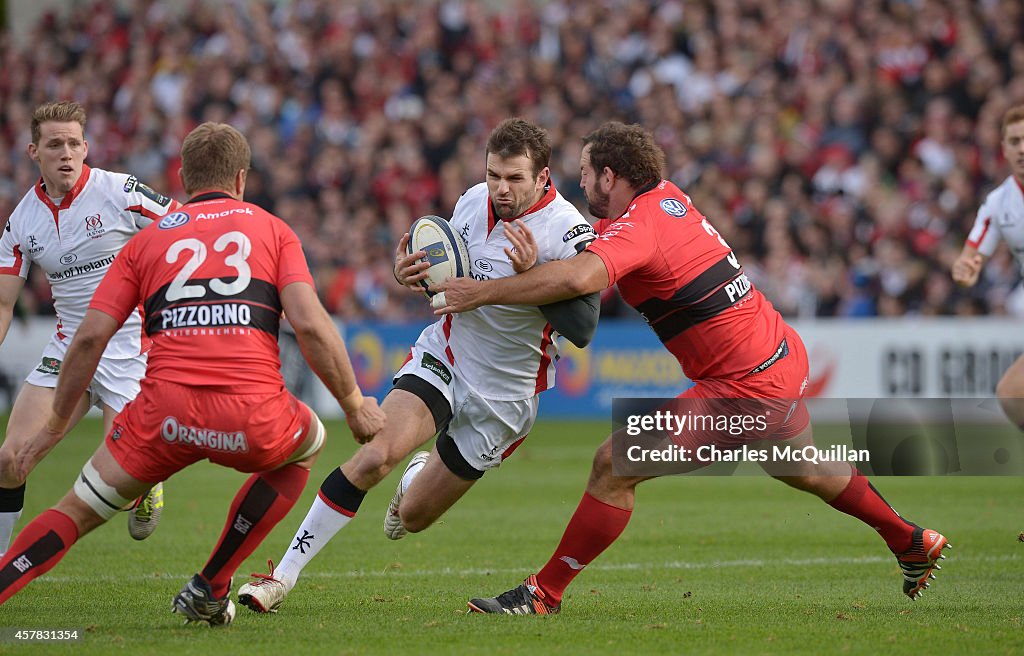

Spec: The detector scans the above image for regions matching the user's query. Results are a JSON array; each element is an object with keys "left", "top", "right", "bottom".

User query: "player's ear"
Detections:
[
  {"left": 236, "top": 169, "right": 247, "bottom": 197},
  {"left": 537, "top": 166, "right": 551, "bottom": 188},
  {"left": 82, "top": 139, "right": 88, "bottom": 160},
  {"left": 27, "top": 142, "right": 38, "bottom": 162}
]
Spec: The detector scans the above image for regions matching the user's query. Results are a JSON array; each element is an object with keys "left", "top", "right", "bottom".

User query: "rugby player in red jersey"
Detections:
[
  {"left": 0, "top": 123, "right": 385, "bottom": 623},
  {"left": 435, "top": 122, "right": 949, "bottom": 613}
]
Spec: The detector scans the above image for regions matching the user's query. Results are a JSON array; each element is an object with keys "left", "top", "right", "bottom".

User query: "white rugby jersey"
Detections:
[
  {"left": 432, "top": 182, "right": 596, "bottom": 400},
  {"left": 0, "top": 165, "right": 178, "bottom": 358},
  {"left": 967, "top": 175, "right": 1024, "bottom": 266}
]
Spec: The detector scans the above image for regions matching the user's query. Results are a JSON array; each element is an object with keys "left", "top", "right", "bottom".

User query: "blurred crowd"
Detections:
[{"left": 1, "top": 0, "right": 1023, "bottom": 322}]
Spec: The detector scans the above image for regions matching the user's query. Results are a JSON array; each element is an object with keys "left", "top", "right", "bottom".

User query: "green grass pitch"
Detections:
[{"left": 0, "top": 416, "right": 1020, "bottom": 655}]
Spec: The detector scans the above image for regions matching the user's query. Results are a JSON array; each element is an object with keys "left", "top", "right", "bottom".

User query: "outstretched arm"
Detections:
[
  {"left": 951, "top": 244, "right": 986, "bottom": 287},
  {"left": 18, "top": 309, "right": 119, "bottom": 478},
  {"left": 280, "top": 281, "right": 386, "bottom": 442}
]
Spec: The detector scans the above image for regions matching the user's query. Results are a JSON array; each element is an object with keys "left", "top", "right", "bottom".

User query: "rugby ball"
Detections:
[{"left": 407, "top": 215, "right": 470, "bottom": 297}]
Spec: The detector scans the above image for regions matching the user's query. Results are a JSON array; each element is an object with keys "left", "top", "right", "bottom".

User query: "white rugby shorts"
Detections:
[
  {"left": 25, "top": 334, "right": 147, "bottom": 413},
  {"left": 393, "top": 323, "right": 538, "bottom": 473}
]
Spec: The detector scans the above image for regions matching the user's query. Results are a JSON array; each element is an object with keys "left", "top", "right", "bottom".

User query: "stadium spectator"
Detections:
[
  {"left": 435, "top": 122, "right": 950, "bottom": 613},
  {"left": 0, "top": 0, "right": 1022, "bottom": 320},
  {"left": 0, "top": 122, "right": 386, "bottom": 622},
  {"left": 0, "top": 101, "right": 175, "bottom": 554},
  {"left": 235, "top": 118, "right": 599, "bottom": 614}
]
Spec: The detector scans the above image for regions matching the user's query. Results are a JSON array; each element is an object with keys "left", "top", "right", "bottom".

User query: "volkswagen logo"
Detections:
[
  {"left": 158, "top": 212, "right": 191, "bottom": 230},
  {"left": 660, "top": 198, "right": 688, "bottom": 218}
]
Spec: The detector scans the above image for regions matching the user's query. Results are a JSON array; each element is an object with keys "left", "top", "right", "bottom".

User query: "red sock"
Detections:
[
  {"left": 201, "top": 464, "right": 309, "bottom": 597},
  {"left": 828, "top": 470, "right": 914, "bottom": 553},
  {"left": 0, "top": 509, "right": 79, "bottom": 605},
  {"left": 535, "top": 492, "right": 632, "bottom": 604}
]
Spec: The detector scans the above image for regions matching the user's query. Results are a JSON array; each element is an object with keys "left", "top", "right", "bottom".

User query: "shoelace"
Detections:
[
  {"left": 248, "top": 559, "right": 280, "bottom": 584},
  {"left": 494, "top": 585, "right": 532, "bottom": 609}
]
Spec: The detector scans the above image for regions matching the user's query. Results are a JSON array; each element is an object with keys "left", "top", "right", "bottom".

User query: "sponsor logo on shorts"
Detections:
[
  {"left": 160, "top": 415, "right": 249, "bottom": 453},
  {"left": 420, "top": 352, "right": 452, "bottom": 385},
  {"left": 35, "top": 356, "right": 61, "bottom": 375},
  {"left": 562, "top": 224, "right": 595, "bottom": 242},
  {"left": 660, "top": 198, "right": 688, "bottom": 218},
  {"left": 110, "top": 425, "right": 124, "bottom": 441},
  {"left": 158, "top": 212, "right": 191, "bottom": 230}
]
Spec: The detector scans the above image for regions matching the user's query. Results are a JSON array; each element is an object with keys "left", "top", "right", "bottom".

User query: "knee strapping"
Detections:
[
  {"left": 286, "top": 413, "right": 326, "bottom": 465},
  {"left": 73, "top": 460, "right": 133, "bottom": 520}
]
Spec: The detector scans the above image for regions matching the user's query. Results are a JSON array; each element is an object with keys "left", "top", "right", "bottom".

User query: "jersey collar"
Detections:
[
  {"left": 612, "top": 178, "right": 661, "bottom": 220},
  {"left": 487, "top": 181, "right": 557, "bottom": 234},
  {"left": 185, "top": 190, "right": 236, "bottom": 204},
  {"left": 34, "top": 163, "right": 92, "bottom": 214}
]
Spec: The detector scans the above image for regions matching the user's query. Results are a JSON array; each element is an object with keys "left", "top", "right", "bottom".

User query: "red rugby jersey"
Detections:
[
  {"left": 586, "top": 180, "right": 785, "bottom": 380},
  {"left": 90, "top": 192, "right": 314, "bottom": 392}
]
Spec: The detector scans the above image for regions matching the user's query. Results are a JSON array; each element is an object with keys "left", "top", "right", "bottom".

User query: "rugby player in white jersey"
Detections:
[
  {"left": 953, "top": 104, "right": 1024, "bottom": 429},
  {"left": 237, "top": 118, "right": 600, "bottom": 613},
  {"left": 0, "top": 101, "right": 179, "bottom": 552}
]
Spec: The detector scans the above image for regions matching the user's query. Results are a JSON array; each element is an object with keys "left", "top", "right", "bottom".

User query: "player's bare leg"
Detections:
[
  {"left": 383, "top": 450, "right": 432, "bottom": 539},
  {"left": 209, "top": 412, "right": 325, "bottom": 621},
  {"left": 0, "top": 383, "right": 91, "bottom": 554},
  {"left": 388, "top": 445, "right": 476, "bottom": 536},
  {"left": 0, "top": 440, "right": 150, "bottom": 606},
  {"left": 995, "top": 353, "right": 1024, "bottom": 429},
  {"left": 470, "top": 436, "right": 652, "bottom": 614},
  {"left": 103, "top": 401, "right": 165, "bottom": 541},
  {"left": 994, "top": 356, "right": 1024, "bottom": 544},
  {"left": 241, "top": 391, "right": 437, "bottom": 613}
]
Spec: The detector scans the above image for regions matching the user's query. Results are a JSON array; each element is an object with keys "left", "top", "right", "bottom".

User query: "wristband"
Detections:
[{"left": 340, "top": 387, "right": 364, "bottom": 415}]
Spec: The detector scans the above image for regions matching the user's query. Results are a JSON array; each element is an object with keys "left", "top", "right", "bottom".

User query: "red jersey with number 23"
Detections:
[
  {"left": 89, "top": 193, "right": 314, "bottom": 393},
  {"left": 586, "top": 180, "right": 785, "bottom": 381}
]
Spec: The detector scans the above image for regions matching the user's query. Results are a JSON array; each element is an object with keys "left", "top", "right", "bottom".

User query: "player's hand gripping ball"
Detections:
[{"left": 407, "top": 215, "right": 470, "bottom": 297}]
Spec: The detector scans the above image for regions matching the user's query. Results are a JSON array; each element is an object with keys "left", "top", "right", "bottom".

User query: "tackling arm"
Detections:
[
  {"left": 435, "top": 251, "right": 610, "bottom": 313},
  {"left": 540, "top": 292, "right": 600, "bottom": 348}
]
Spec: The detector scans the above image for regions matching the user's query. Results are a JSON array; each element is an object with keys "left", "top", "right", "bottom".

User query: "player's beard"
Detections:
[
  {"left": 585, "top": 186, "right": 610, "bottom": 219},
  {"left": 493, "top": 201, "right": 521, "bottom": 220}
]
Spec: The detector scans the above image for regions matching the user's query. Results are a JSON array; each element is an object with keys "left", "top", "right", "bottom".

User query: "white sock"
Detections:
[
  {"left": 274, "top": 496, "right": 353, "bottom": 590},
  {"left": 0, "top": 510, "right": 23, "bottom": 556},
  {"left": 400, "top": 459, "right": 427, "bottom": 495}
]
